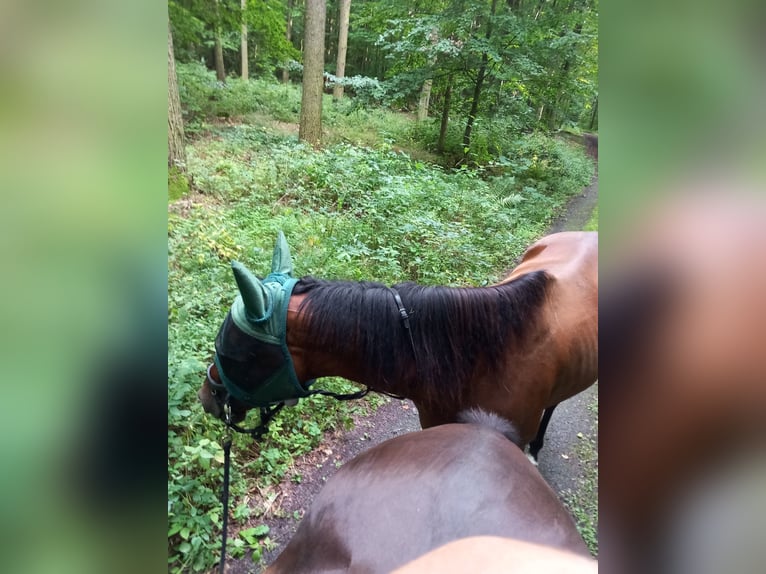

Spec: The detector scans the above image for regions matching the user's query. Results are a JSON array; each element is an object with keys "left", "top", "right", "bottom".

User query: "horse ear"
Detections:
[
  {"left": 271, "top": 230, "right": 294, "bottom": 276},
  {"left": 231, "top": 261, "right": 269, "bottom": 319}
]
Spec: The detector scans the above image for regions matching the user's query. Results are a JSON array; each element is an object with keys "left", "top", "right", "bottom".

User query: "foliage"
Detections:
[
  {"left": 168, "top": 117, "right": 592, "bottom": 570},
  {"left": 170, "top": 0, "right": 298, "bottom": 77},
  {"left": 584, "top": 205, "right": 598, "bottom": 231},
  {"left": 176, "top": 62, "right": 302, "bottom": 129},
  {"left": 168, "top": 166, "right": 190, "bottom": 201},
  {"left": 562, "top": 392, "right": 599, "bottom": 555}
]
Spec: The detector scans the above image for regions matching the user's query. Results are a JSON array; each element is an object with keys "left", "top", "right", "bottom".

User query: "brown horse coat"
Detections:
[
  {"left": 264, "top": 411, "right": 589, "bottom": 574},
  {"left": 285, "top": 231, "right": 598, "bottom": 448}
]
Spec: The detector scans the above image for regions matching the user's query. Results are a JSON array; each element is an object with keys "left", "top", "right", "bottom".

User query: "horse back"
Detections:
[{"left": 265, "top": 421, "right": 588, "bottom": 573}]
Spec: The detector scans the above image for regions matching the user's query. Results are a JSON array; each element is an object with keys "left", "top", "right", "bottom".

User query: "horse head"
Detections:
[{"left": 198, "top": 231, "right": 313, "bottom": 423}]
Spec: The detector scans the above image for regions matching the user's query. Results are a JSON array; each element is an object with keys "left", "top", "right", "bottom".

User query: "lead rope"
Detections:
[
  {"left": 217, "top": 403, "right": 281, "bottom": 573},
  {"left": 219, "top": 431, "right": 232, "bottom": 574}
]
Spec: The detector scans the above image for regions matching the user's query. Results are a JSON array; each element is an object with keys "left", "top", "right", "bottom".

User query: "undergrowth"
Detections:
[
  {"left": 563, "top": 391, "right": 599, "bottom": 556},
  {"left": 168, "top": 83, "right": 594, "bottom": 571}
]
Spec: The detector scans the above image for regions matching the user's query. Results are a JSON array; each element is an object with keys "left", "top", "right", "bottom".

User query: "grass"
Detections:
[
  {"left": 584, "top": 205, "right": 599, "bottom": 231},
  {"left": 168, "top": 73, "right": 596, "bottom": 572},
  {"left": 562, "top": 390, "right": 599, "bottom": 555}
]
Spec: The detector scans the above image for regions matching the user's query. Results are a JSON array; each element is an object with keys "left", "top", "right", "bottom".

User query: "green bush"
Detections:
[{"left": 176, "top": 63, "right": 302, "bottom": 129}]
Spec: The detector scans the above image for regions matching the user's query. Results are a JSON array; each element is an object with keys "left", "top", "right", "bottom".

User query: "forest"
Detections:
[{"left": 168, "top": 0, "right": 597, "bottom": 571}]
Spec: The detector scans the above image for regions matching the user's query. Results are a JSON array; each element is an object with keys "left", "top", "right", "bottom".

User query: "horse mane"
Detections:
[
  {"left": 457, "top": 408, "right": 523, "bottom": 446},
  {"left": 293, "top": 270, "right": 551, "bottom": 409}
]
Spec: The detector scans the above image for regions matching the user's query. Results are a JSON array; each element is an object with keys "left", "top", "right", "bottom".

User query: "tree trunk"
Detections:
[
  {"left": 241, "top": 0, "right": 248, "bottom": 80},
  {"left": 299, "top": 0, "right": 326, "bottom": 146},
  {"left": 333, "top": 0, "right": 351, "bottom": 100},
  {"left": 417, "top": 79, "right": 433, "bottom": 121},
  {"left": 282, "top": 0, "right": 295, "bottom": 83},
  {"left": 589, "top": 96, "right": 598, "bottom": 131},
  {"left": 437, "top": 74, "right": 453, "bottom": 153},
  {"left": 214, "top": 35, "right": 226, "bottom": 81},
  {"left": 463, "top": 57, "right": 487, "bottom": 151},
  {"left": 213, "top": 0, "right": 226, "bottom": 82},
  {"left": 168, "top": 23, "right": 186, "bottom": 171},
  {"left": 462, "top": 0, "right": 498, "bottom": 152}
]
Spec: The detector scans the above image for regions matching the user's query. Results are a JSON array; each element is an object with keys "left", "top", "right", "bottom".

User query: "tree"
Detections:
[
  {"left": 240, "top": 0, "right": 248, "bottom": 80},
  {"left": 333, "top": 0, "right": 351, "bottom": 100},
  {"left": 299, "top": 0, "right": 326, "bottom": 146},
  {"left": 168, "top": 23, "right": 187, "bottom": 172},
  {"left": 213, "top": 0, "right": 226, "bottom": 81},
  {"left": 282, "top": 0, "right": 295, "bottom": 83},
  {"left": 463, "top": 0, "right": 498, "bottom": 151},
  {"left": 437, "top": 73, "right": 453, "bottom": 153}
]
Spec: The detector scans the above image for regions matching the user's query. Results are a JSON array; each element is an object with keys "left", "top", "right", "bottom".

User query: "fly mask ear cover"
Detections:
[{"left": 218, "top": 231, "right": 315, "bottom": 406}]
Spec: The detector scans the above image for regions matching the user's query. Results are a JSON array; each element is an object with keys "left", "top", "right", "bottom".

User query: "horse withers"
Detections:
[
  {"left": 199, "top": 231, "right": 597, "bottom": 458},
  {"left": 263, "top": 409, "right": 590, "bottom": 574}
]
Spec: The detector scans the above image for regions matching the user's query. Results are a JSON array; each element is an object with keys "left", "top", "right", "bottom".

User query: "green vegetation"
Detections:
[
  {"left": 168, "top": 166, "right": 190, "bottom": 201},
  {"left": 168, "top": 82, "right": 593, "bottom": 569},
  {"left": 585, "top": 205, "right": 599, "bottom": 231},
  {"left": 563, "top": 392, "right": 599, "bottom": 555}
]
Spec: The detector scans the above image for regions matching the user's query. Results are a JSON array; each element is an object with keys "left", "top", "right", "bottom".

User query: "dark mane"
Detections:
[{"left": 293, "top": 271, "right": 551, "bottom": 408}]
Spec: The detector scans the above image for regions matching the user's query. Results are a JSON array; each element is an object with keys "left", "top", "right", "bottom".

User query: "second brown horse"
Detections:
[{"left": 263, "top": 409, "right": 591, "bottom": 573}]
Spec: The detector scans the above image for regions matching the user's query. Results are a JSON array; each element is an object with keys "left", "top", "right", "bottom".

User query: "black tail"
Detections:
[{"left": 457, "top": 408, "right": 522, "bottom": 447}]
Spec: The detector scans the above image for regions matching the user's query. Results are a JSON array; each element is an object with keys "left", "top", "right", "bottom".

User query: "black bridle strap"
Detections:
[
  {"left": 390, "top": 288, "right": 418, "bottom": 359},
  {"left": 390, "top": 288, "right": 423, "bottom": 388}
]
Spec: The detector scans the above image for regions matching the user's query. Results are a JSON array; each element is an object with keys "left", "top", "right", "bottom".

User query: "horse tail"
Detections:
[{"left": 456, "top": 408, "right": 523, "bottom": 447}]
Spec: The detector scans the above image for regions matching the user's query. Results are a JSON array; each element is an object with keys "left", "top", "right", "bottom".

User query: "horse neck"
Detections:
[{"left": 285, "top": 292, "right": 414, "bottom": 397}]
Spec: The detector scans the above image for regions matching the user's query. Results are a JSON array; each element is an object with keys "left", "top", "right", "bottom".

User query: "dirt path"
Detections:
[{"left": 225, "top": 172, "right": 599, "bottom": 574}]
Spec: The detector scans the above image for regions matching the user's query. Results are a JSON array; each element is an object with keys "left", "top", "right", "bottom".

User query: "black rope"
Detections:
[{"left": 218, "top": 435, "right": 232, "bottom": 574}]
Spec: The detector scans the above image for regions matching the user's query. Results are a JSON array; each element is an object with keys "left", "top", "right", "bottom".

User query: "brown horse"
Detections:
[
  {"left": 199, "top": 231, "right": 597, "bottom": 458},
  {"left": 263, "top": 409, "right": 590, "bottom": 574},
  {"left": 600, "top": 189, "right": 766, "bottom": 573}
]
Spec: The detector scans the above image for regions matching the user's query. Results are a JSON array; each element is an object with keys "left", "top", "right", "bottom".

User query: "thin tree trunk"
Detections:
[
  {"left": 462, "top": 0, "right": 498, "bottom": 152},
  {"left": 241, "top": 0, "right": 249, "bottom": 80},
  {"left": 333, "top": 0, "right": 351, "bottom": 100},
  {"left": 299, "top": 0, "right": 326, "bottom": 146},
  {"left": 437, "top": 74, "right": 453, "bottom": 153},
  {"left": 589, "top": 96, "right": 598, "bottom": 130},
  {"left": 168, "top": 23, "right": 186, "bottom": 171},
  {"left": 214, "top": 36, "right": 226, "bottom": 81},
  {"left": 463, "top": 57, "right": 487, "bottom": 150},
  {"left": 282, "top": 0, "right": 295, "bottom": 83},
  {"left": 417, "top": 79, "right": 433, "bottom": 121}
]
